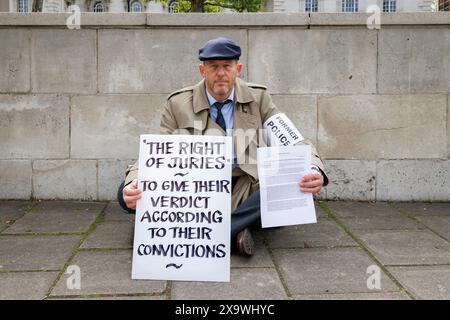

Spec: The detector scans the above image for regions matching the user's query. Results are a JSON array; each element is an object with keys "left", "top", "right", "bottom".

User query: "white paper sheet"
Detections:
[{"left": 257, "top": 145, "right": 317, "bottom": 228}]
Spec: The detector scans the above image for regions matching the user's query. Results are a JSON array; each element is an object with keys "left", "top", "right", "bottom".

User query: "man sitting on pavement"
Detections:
[{"left": 118, "top": 37, "right": 329, "bottom": 256}]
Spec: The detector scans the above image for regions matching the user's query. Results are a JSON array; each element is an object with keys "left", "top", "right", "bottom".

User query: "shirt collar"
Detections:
[{"left": 205, "top": 87, "right": 235, "bottom": 107}]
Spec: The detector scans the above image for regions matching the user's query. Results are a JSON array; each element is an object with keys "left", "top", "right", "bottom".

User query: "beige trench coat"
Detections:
[{"left": 124, "top": 77, "right": 328, "bottom": 212}]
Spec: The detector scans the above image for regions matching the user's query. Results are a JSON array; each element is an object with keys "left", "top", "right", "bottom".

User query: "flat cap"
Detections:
[{"left": 198, "top": 37, "right": 241, "bottom": 61}]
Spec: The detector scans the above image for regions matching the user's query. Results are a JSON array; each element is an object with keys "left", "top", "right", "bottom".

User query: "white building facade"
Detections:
[
  {"left": 272, "top": 0, "right": 443, "bottom": 12},
  {"left": 6, "top": 0, "right": 168, "bottom": 12},
  {"left": 4, "top": 0, "right": 449, "bottom": 12}
]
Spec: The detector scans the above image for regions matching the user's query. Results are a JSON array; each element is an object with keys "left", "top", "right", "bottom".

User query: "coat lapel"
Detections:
[{"left": 175, "top": 80, "right": 210, "bottom": 133}]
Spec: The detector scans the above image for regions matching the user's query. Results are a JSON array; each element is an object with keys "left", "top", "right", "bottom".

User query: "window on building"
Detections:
[
  {"left": 439, "top": 0, "right": 449, "bottom": 11},
  {"left": 130, "top": 1, "right": 143, "bottom": 12},
  {"left": 18, "top": 0, "right": 28, "bottom": 12},
  {"left": 305, "top": 0, "right": 318, "bottom": 12},
  {"left": 94, "top": 2, "right": 105, "bottom": 12},
  {"left": 383, "top": 0, "right": 396, "bottom": 12},
  {"left": 342, "top": 0, "right": 358, "bottom": 12}
]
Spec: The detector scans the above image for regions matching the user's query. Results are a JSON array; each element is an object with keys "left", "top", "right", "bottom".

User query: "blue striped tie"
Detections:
[{"left": 214, "top": 100, "right": 230, "bottom": 132}]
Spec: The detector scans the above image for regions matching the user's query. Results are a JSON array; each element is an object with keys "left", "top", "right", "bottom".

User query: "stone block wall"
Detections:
[{"left": 0, "top": 12, "right": 449, "bottom": 201}]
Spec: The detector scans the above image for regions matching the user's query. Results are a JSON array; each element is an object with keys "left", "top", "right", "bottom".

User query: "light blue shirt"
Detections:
[{"left": 206, "top": 88, "right": 237, "bottom": 167}]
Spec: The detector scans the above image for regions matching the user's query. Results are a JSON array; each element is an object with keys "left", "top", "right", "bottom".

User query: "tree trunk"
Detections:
[{"left": 191, "top": 0, "right": 204, "bottom": 12}]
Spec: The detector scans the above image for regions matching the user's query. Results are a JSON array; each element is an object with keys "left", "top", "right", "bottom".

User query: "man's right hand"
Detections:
[{"left": 123, "top": 179, "right": 142, "bottom": 210}]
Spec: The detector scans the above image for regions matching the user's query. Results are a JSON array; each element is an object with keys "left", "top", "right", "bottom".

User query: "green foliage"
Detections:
[
  {"left": 162, "top": 0, "right": 265, "bottom": 12},
  {"left": 209, "top": 0, "right": 265, "bottom": 12},
  {"left": 33, "top": 0, "right": 43, "bottom": 12}
]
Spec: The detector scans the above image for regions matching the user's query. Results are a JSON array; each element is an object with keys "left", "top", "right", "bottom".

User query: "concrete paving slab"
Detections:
[
  {"left": 81, "top": 221, "right": 134, "bottom": 249},
  {"left": 104, "top": 202, "right": 135, "bottom": 222},
  {"left": 1, "top": 200, "right": 448, "bottom": 300},
  {"left": 315, "top": 204, "right": 329, "bottom": 219},
  {"left": 294, "top": 292, "right": 410, "bottom": 300},
  {"left": 272, "top": 247, "right": 398, "bottom": 295},
  {"left": 231, "top": 231, "right": 273, "bottom": 268},
  {"left": 32, "top": 201, "right": 106, "bottom": 215},
  {"left": 339, "top": 215, "right": 423, "bottom": 231},
  {"left": 0, "top": 271, "right": 59, "bottom": 300},
  {"left": 393, "top": 202, "right": 450, "bottom": 216},
  {"left": 0, "top": 201, "right": 34, "bottom": 225},
  {"left": 0, "top": 200, "right": 31, "bottom": 232},
  {"left": 355, "top": 230, "right": 450, "bottom": 265},
  {"left": 0, "top": 235, "right": 80, "bottom": 271},
  {"left": 263, "top": 220, "right": 356, "bottom": 249},
  {"left": 171, "top": 268, "right": 288, "bottom": 300},
  {"left": 324, "top": 201, "right": 404, "bottom": 218},
  {"left": 3, "top": 209, "right": 99, "bottom": 234},
  {"left": 414, "top": 216, "right": 450, "bottom": 240},
  {"left": 387, "top": 266, "right": 450, "bottom": 300},
  {"left": 50, "top": 250, "right": 165, "bottom": 296}
]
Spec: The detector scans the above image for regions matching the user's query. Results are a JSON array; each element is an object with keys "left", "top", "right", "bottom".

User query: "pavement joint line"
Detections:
[
  {"left": 164, "top": 281, "right": 172, "bottom": 300},
  {"left": 387, "top": 203, "right": 450, "bottom": 243},
  {"left": 317, "top": 201, "right": 416, "bottom": 300},
  {"left": 340, "top": 228, "right": 426, "bottom": 231},
  {"left": 292, "top": 289, "right": 406, "bottom": 296},
  {"left": 77, "top": 247, "right": 133, "bottom": 251},
  {"left": 230, "top": 266, "right": 275, "bottom": 269},
  {"left": 384, "top": 263, "right": 450, "bottom": 267},
  {"left": 45, "top": 292, "right": 166, "bottom": 300},
  {"left": 94, "top": 220, "right": 134, "bottom": 223},
  {"left": 0, "top": 269, "right": 61, "bottom": 273},
  {"left": 0, "top": 232, "right": 84, "bottom": 236},
  {"left": 261, "top": 232, "right": 293, "bottom": 299},
  {"left": 44, "top": 202, "right": 109, "bottom": 299},
  {"left": 269, "top": 246, "right": 362, "bottom": 252},
  {"left": 268, "top": 244, "right": 360, "bottom": 250}
]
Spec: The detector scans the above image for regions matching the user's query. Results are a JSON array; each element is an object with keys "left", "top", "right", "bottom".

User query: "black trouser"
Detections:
[
  {"left": 117, "top": 181, "right": 261, "bottom": 242},
  {"left": 229, "top": 190, "right": 261, "bottom": 240}
]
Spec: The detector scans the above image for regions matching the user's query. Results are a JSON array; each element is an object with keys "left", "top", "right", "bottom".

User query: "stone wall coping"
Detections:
[{"left": 0, "top": 12, "right": 449, "bottom": 27}]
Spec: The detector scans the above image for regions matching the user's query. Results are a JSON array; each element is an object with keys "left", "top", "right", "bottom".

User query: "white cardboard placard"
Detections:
[{"left": 132, "top": 134, "right": 232, "bottom": 282}]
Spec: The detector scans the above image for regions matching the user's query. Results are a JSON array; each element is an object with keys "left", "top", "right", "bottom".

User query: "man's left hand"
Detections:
[{"left": 299, "top": 171, "right": 324, "bottom": 194}]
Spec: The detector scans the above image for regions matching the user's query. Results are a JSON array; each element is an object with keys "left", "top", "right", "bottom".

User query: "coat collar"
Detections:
[{"left": 192, "top": 77, "right": 255, "bottom": 114}]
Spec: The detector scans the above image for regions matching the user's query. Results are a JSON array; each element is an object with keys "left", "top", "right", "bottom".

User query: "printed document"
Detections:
[{"left": 257, "top": 145, "right": 317, "bottom": 228}]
